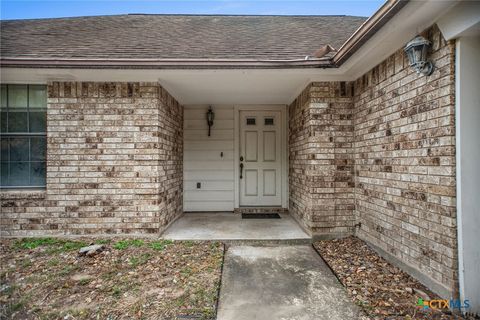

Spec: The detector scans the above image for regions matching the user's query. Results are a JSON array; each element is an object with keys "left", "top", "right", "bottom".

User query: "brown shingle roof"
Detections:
[{"left": 0, "top": 14, "right": 366, "bottom": 60}]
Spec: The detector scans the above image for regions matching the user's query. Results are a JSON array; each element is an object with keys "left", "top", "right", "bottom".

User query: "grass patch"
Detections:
[
  {"left": 59, "top": 264, "right": 79, "bottom": 276},
  {"left": 180, "top": 266, "right": 193, "bottom": 276},
  {"left": 174, "top": 296, "right": 187, "bottom": 307},
  {"left": 113, "top": 239, "right": 144, "bottom": 250},
  {"left": 47, "top": 258, "right": 60, "bottom": 267},
  {"left": 111, "top": 286, "right": 122, "bottom": 298},
  {"left": 183, "top": 240, "right": 195, "bottom": 247},
  {"left": 13, "top": 238, "right": 60, "bottom": 250},
  {"left": 78, "top": 278, "right": 92, "bottom": 286},
  {"left": 60, "top": 241, "right": 87, "bottom": 251},
  {"left": 20, "top": 258, "right": 32, "bottom": 268},
  {"left": 129, "top": 253, "right": 151, "bottom": 267},
  {"left": 13, "top": 238, "right": 87, "bottom": 253},
  {"left": 180, "top": 308, "right": 215, "bottom": 320},
  {"left": 10, "top": 301, "right": 25, "bottom": 312},
  {"left": 150, "top": 240, "right": 173, "bottom": 251}
]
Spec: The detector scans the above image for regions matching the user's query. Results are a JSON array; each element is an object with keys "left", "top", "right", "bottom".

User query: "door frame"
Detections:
[{"left": 233, "top": 105, "right": 288, "bottom": 209}]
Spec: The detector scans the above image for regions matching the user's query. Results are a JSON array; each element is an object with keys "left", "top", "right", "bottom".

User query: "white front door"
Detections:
[{"left": 239, "top": 110, "right": 282, "bottom": 206}]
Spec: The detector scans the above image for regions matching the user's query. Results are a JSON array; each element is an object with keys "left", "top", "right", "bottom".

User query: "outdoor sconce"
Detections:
[
  {"left": 206, "top": 106, "right": 214, "bottom": 136},
  {"left": 404, "top": 36, "right": 434, "bottom": 76}
]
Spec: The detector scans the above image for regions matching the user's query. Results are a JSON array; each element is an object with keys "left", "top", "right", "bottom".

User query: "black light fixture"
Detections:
[
  {"left": 206, "top": 106, "right": 214, "bottom": 136},
  {"left": 404, "top": 36, "right": 434, "bottom": 76}
]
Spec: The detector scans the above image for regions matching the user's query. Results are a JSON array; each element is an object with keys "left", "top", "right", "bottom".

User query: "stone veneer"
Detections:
[
  {"left": 289, "top": 25, "right": 457, "bottom": 298},
  {"left": 0, "top": 82, "right": 183, "bottom": 236},
  {"left": 289, "top": 82, "right": 355, "bottom": 237}
]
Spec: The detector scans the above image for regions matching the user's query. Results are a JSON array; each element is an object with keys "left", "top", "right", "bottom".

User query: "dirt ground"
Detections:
[
  {"left": 314, "top": 236, "right": 475, "bottom": 320},
  {"left": 0, "top": 238, "right": 224, "bottom": 320}
]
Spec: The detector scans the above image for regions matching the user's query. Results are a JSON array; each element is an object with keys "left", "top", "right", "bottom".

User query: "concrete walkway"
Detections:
[
  {"left": 217, "top": 245, "right": 364, "bottom": 320},
  {"left": 162, "top": 212, "right": 310, "bottom": 241}
]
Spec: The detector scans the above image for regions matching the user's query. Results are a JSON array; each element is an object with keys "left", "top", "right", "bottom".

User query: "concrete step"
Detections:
[{"left": 222, "top": 238, "right": 312, "bottom": 246}]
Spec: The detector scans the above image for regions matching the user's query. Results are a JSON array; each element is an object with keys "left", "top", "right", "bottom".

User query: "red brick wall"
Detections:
[
  {"left": 1, "top": 82, "right": 183, "bottom": 236},
  {"left": 353, "top": 25, "right": 457, "bottom": 297}
]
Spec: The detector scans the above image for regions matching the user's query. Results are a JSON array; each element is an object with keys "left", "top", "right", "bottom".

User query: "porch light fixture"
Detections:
[
  {"left": 206, "top": 106, "right": 214, "bottom": 136},
  {"left": 404, "top": 36, "right": 434, "bottom": 76}
]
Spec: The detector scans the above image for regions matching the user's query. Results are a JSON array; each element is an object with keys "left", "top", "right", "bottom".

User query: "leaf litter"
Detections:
[
  {"left": 314, "top": 236, "right": 477, "bottom": 320},
  {"left": 0, "top": 238, "right": 224, "bottom": 320}
]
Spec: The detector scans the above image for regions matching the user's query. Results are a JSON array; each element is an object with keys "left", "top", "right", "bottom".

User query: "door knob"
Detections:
[
  {"left": 240, "top": 156, "right": 244, "bottom": 161},
  {"left": 240, "top": 163, "right": 244, "bottom": 179}
]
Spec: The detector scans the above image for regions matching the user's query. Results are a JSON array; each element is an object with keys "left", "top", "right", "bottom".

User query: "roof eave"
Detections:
[{"left": 332, "top": 0, "right": 409, "bottom": 66}]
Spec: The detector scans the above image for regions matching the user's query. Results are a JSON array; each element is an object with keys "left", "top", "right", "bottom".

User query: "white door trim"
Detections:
[{"left": 233, "top": 105, "right": 288, "bottom": 209}]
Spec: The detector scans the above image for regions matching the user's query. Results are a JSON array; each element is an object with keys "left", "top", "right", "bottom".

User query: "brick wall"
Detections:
[
  {"left": 289, "top": 82, "right": 355, "bottom": 237},
  {"left": 288, "top": 25, "right": 457, "bottom": 298},
  {"left": 353, "top": 25, "right": 457, "bottom": 297},
  {"left": 1, "top": 82, "right": 183, "bottom": 236}
]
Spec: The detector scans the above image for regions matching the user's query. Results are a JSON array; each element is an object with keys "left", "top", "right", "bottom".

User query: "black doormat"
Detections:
[{"left": 241, "top": 213, "right": 281, "bottom": 219}]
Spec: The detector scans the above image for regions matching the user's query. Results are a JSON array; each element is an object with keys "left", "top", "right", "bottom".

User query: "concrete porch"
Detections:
[{"left": 161, "top": 212, "right": 311, "bottom": 242}]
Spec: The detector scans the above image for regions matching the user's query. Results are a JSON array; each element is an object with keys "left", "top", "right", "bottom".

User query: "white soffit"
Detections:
[
  {"left": 158, "top": 69, "right": 344, "bottom": 105},
  {"left": 437, "top": 1, "right": 480, "bottom": 40}
]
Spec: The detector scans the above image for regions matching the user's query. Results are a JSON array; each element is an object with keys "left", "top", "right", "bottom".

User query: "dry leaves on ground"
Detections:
[
  {"left": 314, "top": 236, "right": 475, "bottom": 320},
  {"left": 0, "top": 238, "right": 224, "bottom": 320}
]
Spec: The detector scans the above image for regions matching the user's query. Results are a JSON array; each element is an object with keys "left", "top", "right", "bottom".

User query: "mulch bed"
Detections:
[
  {"left": 314, "top": 236, "right": 474, "bottom": 320},
  {"left": 0, "top": 238, "right": 224, "bottom": 320}
]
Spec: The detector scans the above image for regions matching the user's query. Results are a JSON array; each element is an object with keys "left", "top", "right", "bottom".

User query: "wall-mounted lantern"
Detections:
[
  {"left": 404, "top": 36, "right": 434, "bottom": 76},
  {"left": 206, "top": 106, "right": 214, "bottom": 136}
]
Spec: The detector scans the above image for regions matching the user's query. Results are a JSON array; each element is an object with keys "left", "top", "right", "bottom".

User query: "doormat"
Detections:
[{"left": 241, "top": 213, "right": 281, "bottom": 219}]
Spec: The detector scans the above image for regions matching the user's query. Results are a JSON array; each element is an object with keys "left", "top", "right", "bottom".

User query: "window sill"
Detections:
[{"left": 0, "top": 189, "right": 46, "bottom": 200}]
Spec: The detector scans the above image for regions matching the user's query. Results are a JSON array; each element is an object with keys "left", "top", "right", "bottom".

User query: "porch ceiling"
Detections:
[{"left": 158, "top": 69, "right": 340, "bottom": 105}]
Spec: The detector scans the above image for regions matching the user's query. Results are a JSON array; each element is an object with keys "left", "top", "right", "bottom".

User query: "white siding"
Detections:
[{"left": 183, "top": 105, "right": 235, "bottom": 211}]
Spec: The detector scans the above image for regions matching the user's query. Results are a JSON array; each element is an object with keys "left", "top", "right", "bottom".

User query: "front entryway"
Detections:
[
  {"left": 183, "top": 105, "right": 287, "bottom": 212},
  {"left": 239, "top": 110, "right": 282, "bottom": 206},
  {"left": 161, "top": 212, "right": 310, "bottom": 241}
]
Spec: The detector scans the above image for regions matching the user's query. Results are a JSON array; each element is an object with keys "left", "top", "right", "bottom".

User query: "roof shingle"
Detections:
[{"left": 1, "top": 14, "right": 366, "bottom": 60}]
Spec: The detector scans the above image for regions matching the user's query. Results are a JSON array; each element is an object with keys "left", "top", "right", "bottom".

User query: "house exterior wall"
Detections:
[
  {"left": 0, "top": 82, "right": 183, "bottom": 236},
  {"left": 183, "top": 105, "right": 235, "bottom": 211},
  {"left": 0, "top": 22, "right": 459, "bottom": 300},
  {"left": 353, "top": 25, "right": 457, "bottom": 298},
  {"left": 288, "top": 25, "right": 457, "bottom": 298},
  {"left": 288, "top": 82, "right": 356, "bottom": 237}
]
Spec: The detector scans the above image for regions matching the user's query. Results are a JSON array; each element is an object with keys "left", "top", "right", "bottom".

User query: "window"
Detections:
[
  {"left": 264, "top": 118, "right": 274, "bottom": 125},
  {"left": 246, "top": 118, "right": 256, "bottom": 125},
  {"left": 1, "top": 84, "right": 47, "bottom": 188}
]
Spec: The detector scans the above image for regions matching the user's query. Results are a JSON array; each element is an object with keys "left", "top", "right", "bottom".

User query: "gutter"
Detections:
[
  {"left": 0, "top": 57, "right": 333, "bottom": 69},
  {"left": 332, "top": 0, "right": 409, "bottom": 66}
]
